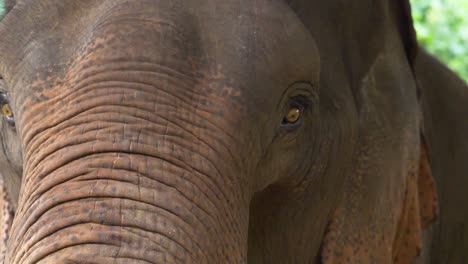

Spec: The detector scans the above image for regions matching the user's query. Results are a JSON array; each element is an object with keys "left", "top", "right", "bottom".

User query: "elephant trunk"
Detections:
[{"left": 6, "top": 84, "right": 249, "bottom": 263}]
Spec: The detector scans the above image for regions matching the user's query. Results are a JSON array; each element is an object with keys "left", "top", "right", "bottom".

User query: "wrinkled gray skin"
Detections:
[{"left": 0, "top": 0, "right": 465, "bottom": 263}]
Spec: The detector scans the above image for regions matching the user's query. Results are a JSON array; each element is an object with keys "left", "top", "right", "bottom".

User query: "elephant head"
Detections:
[{"left": 0, "top": 0, "right": 440, "bottom": 263}]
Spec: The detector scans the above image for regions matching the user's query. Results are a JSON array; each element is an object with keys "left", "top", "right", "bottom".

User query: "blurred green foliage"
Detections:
[
  {"left": 411, "top": 0, "right": 468, "bottom": 81},
  {"left": 0, "top": 0, "right": 5, "bottom": 18}
]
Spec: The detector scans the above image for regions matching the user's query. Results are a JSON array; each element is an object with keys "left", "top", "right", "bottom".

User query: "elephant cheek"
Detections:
[{"left": 6, "top": 111, "right": 249, "bottom": 263}]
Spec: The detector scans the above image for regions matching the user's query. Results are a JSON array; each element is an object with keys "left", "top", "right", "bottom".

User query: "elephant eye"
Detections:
[
  {"left": 281, "top": 96, "right": 309, "bottom": 129},
  {"left": 0, "top": 93, "right": 15, "bottom": 128},
  {"left": 284, "top": 107, "right": 301, "bottom": 124},
  {"left": 2, "top": 104, "right": 13, "bottom": 118}
]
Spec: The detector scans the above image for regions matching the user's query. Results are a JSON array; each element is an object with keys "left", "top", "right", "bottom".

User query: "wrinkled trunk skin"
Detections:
[
  {"left": 6, "top": 7, "right": 250, "bottom": 263},
  {"left": 7, "top": 89, "right": 248, "bottom": 263},
  {"left": 9, "top": 129, "right": 247, "bottom": 263}
]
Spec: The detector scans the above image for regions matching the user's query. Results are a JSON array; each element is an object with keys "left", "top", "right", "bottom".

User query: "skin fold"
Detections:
[{"left": 0, "top": 0, "right": 463, "bottom": 263}]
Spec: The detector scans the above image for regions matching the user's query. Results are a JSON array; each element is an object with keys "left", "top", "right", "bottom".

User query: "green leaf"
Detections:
[{"left": 411, "top": 0, "right": 468, "bottom": 82}]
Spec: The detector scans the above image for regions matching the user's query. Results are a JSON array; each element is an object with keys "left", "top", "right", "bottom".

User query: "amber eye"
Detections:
[
  {"left": 281, "top": 95, "right": 310, "bottom": 129},
  {"left": 284, "top": 108, "right": 301, "bottom": 124},
  {"left": 2, "top": 104, "right": 13, "bottom": 118}
]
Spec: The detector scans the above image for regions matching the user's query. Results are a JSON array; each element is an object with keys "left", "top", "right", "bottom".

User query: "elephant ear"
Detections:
[
  {"left": 391, "top": 140, "right": 438, "bottom": 263},
  {"left": 320, "top": 1, "right": 438, "bottom": 263},
  {"left": 415, "top": 48, "right": 468, "bottom": 262},
  {"left": 388, "top": 2, "right": 439, "bottom": 261}
]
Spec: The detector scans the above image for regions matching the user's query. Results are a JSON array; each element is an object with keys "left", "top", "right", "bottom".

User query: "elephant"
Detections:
[{"left": 0, "top": 0, "right": 465, "bottom": 263}]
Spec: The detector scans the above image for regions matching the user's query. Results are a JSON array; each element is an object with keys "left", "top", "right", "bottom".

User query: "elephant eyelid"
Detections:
[{"left": 290, "top": 95, "right": 311, "bottom": 110}]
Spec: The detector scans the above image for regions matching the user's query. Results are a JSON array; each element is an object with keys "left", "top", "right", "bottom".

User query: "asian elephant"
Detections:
[{"left": 0, "top": 0, "right": 464, "bottom": 263}]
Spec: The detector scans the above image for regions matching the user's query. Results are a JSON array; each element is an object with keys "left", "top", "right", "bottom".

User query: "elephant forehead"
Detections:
[
  {"left": 2, "top": 0, "right": 319, "bottom": 109},
  {"left": 194, "top": 0, "right": 321, "bottom": 99},
  {"left": 95, "top": 0, "right": 322, "bottom": 97}
]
